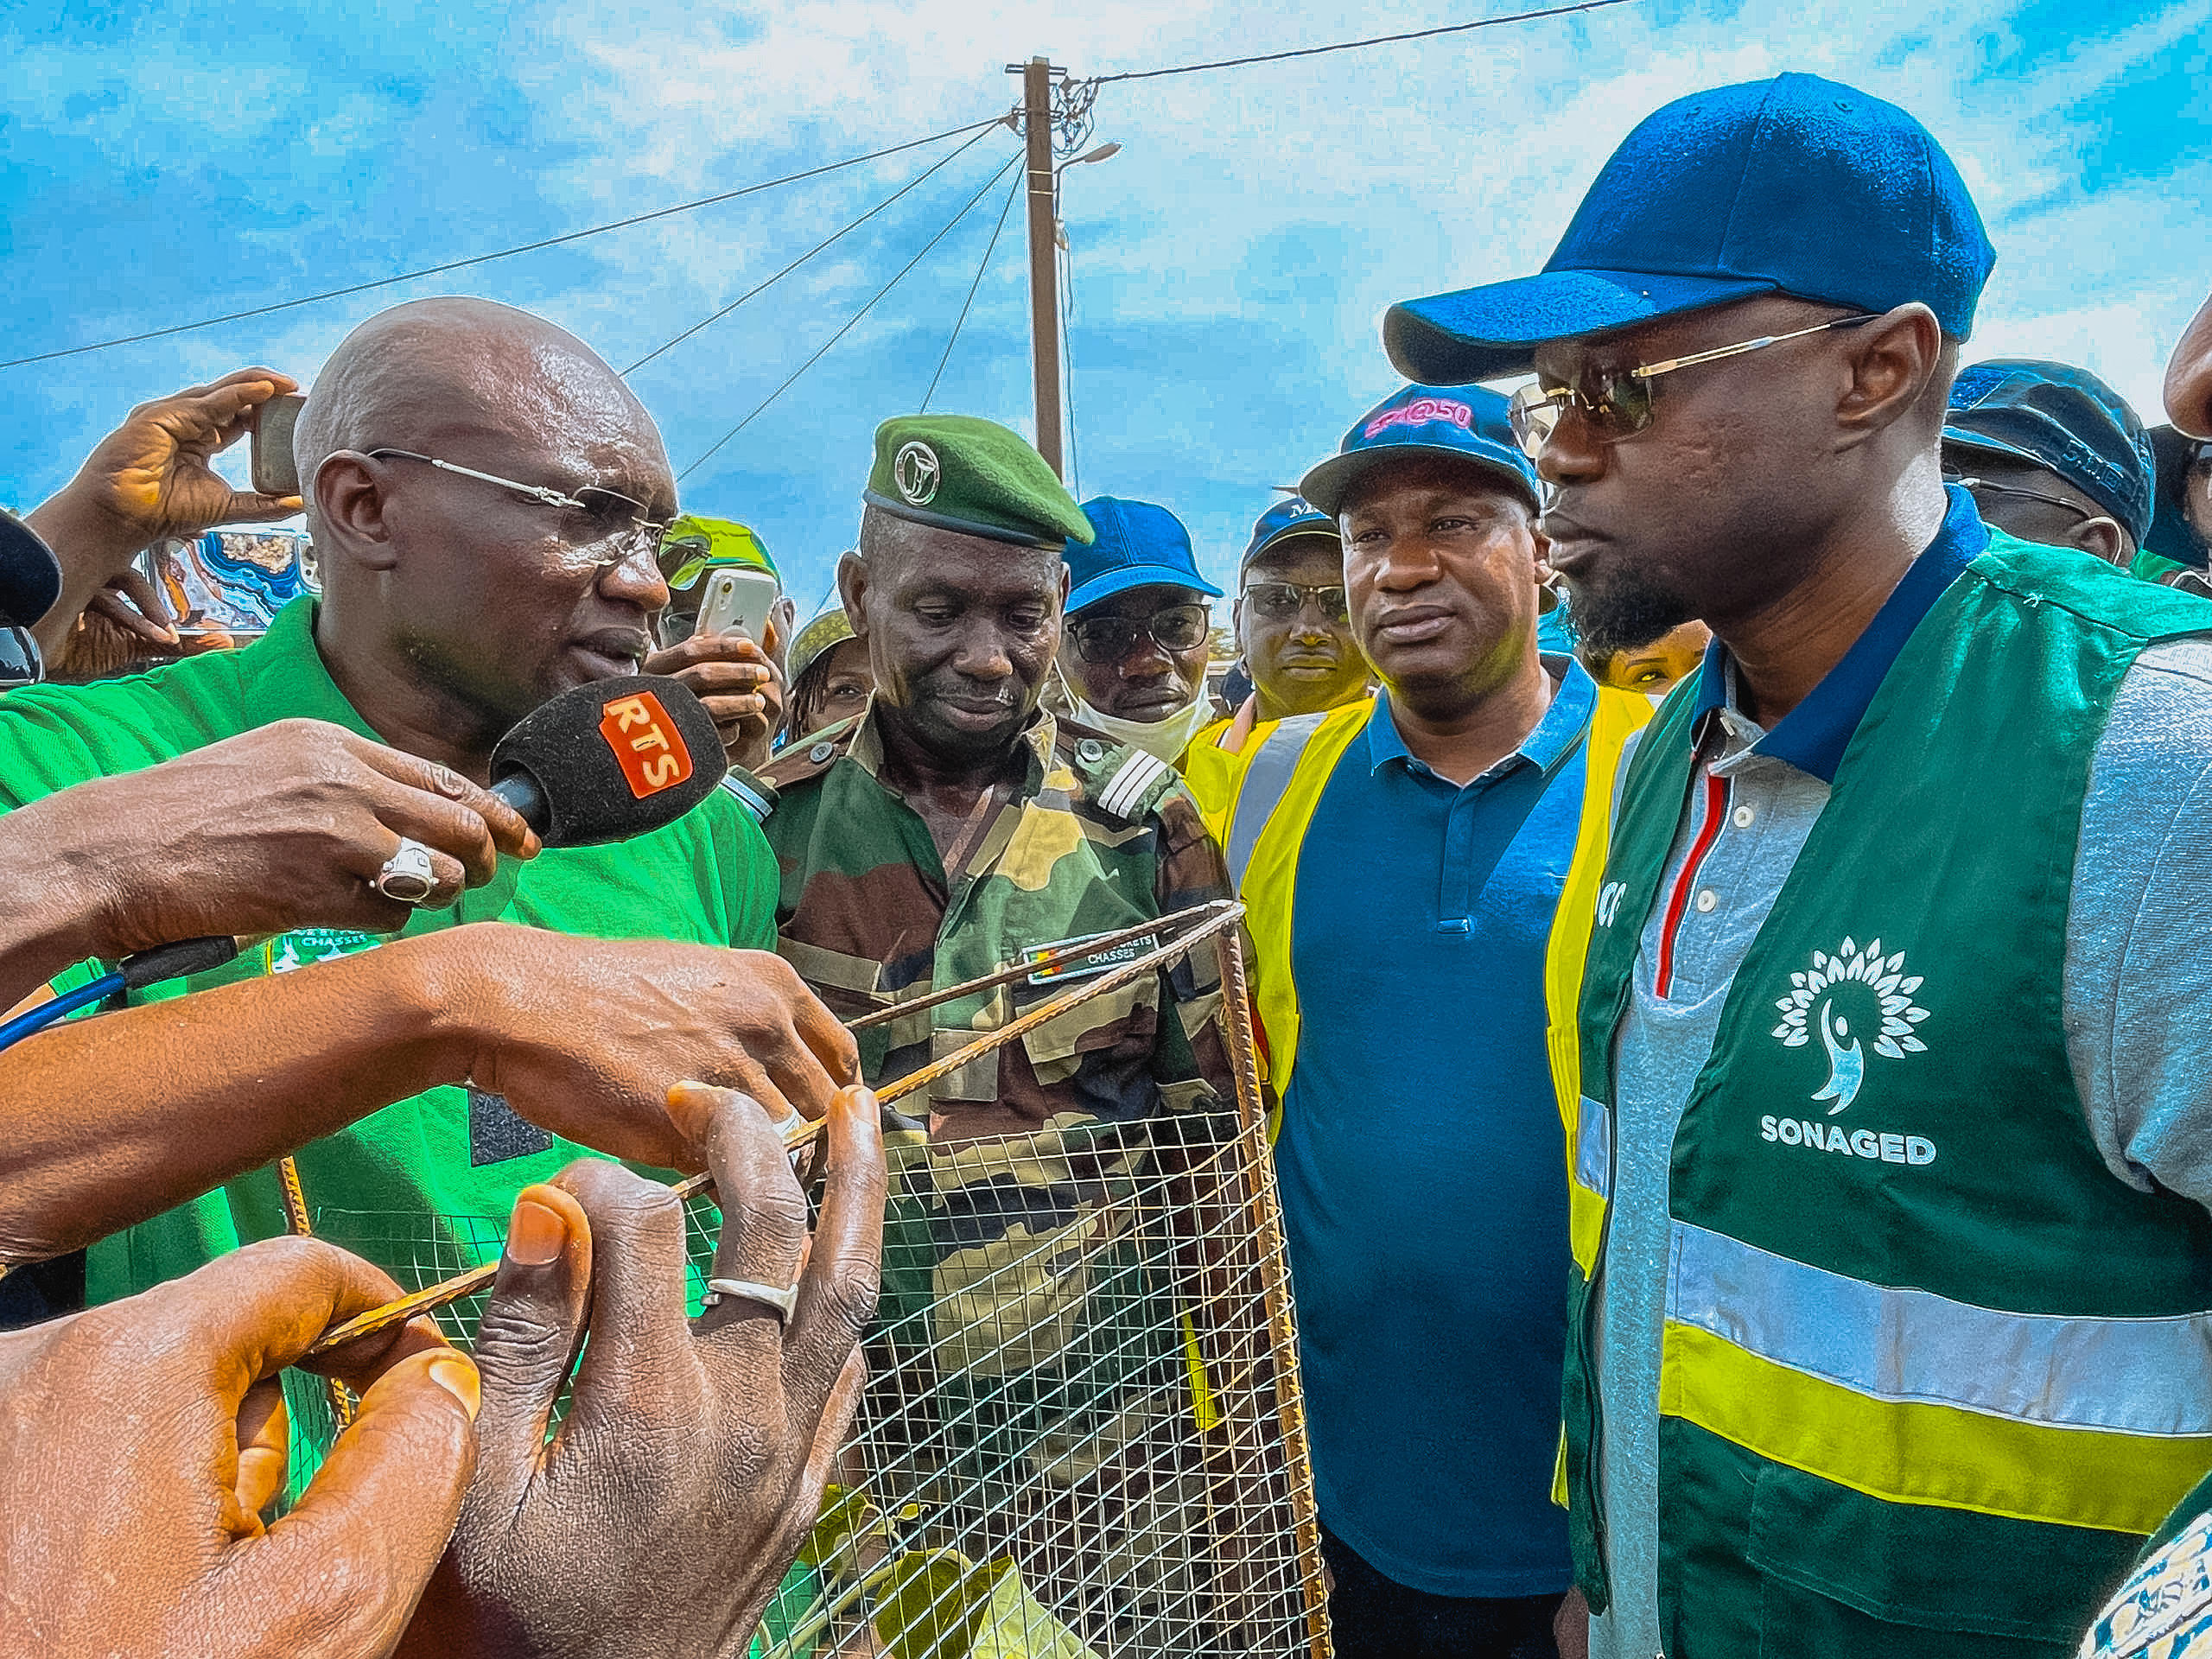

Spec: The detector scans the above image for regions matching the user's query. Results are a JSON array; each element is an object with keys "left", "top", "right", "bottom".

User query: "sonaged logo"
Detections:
[
  {"left": 1770, "top": 936, "right": 1929, "bottom": 1114},
  {"left": 893, "top": 440, "right": 941, "bottom": 505}
]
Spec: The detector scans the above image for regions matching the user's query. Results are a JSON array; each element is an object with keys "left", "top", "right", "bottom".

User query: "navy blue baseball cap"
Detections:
[
  {"left": 1385, "top": 74, "right": 1997, "bottom": 385},
  {"left": 1942, "top": 359, "right": 2156, "bottom": 550},
  {"left": 1062, "top": 497, "right": 1224, "bottom": 614},
  {"left": 0, "top": 509, "right": 61, "bottom": 626},
  {"left": 1242, "top": 497, "right": 1338, "bottom": 568},
  {"left": 1298, "top": 384, "right": 1541, "bottom": 519}
]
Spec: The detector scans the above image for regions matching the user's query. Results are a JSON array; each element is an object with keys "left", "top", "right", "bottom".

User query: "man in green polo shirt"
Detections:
[{"left": 0, "top": 295, "right": 852, "bottom": 1306}]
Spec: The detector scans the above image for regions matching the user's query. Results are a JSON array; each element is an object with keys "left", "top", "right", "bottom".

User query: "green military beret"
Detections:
[
  {"left": 660, "top": 514, "right": 776, "bottom": 591},
  {"left": 787, "top": 606, "right": 856, "bottom": 682},
  {"left": 863, "top": 415, "right": 1094, "bottom": 550}
]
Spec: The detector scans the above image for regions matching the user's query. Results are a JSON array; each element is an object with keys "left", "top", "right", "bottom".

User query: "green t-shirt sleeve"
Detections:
[{"left": 0, "top": 697, "right": 118, "bottom": 811}]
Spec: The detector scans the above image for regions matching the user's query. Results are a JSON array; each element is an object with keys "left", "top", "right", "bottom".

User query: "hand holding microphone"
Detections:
[
  {"left": 44, "top": 718, "right": 541, "bottom": 961},
  {"left": 0, "top": 676, "right": 725, "bottom": 1023}
]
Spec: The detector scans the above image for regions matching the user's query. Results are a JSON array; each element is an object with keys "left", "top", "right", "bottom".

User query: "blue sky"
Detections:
[{"left": 4, "top": 0, "right": 2208, "bottom": 612}]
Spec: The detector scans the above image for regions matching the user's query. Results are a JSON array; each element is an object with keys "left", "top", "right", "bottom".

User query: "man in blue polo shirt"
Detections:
[{"left": 1218, "top": 385, "right": 1647, "bottom": 1658}]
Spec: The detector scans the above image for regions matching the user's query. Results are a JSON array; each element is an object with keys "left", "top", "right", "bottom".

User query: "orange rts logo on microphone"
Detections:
[{"left": 598, "top": 692, "right": 694, "bottom": 798}]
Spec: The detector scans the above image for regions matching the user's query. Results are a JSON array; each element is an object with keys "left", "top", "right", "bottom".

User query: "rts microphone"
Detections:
[{"left": 488, "top": 674, "right": 728, "bottom": 848}]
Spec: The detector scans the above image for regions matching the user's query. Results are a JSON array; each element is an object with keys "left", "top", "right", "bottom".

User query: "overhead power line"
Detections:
[
  {"left": 0, "top": 115, "right": 1011, "bottom": 372},
  {"left": 683, "top": 154, "right": 1024, "bottom": 480},
  {"left": 624, "top": 122, "right": 1007, "bottom": 377},
  {"left": 1088, "top": 0, "right": 1640, "bottom": 84},
  {"left": 921, "top": 170, "right": 1024, "bottom": 412}
]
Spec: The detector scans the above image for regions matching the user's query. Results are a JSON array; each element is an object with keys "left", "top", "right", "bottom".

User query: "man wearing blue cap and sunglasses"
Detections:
[
  {"left": 1181, "top": 497, "right": 1371, "bottom": 835},
  {"left": 1056, "top": 496, "right": 1225, "bottom": 766},
  {"left": 1214, "top": 383, "right": 1649, "bottom": 1657},
  {"left": 1388, "top": 73, "right": 2212, "bottom": 1659}
]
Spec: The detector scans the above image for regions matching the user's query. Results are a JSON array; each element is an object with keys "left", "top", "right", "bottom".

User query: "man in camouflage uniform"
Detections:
[{"left": 757, "top": 416, "right": 1238, "bottom": 1649}]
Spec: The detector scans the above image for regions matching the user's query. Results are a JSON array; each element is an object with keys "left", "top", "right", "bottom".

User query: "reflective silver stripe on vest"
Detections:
[
  {"left": 1224, "top": 712, "right": 1327, "bottom": 889},
  {"left": 1668, "top": 1219, "right": 2212, "bottom": 1436},
  {"left": 1574, "top": 1096, "right": 1611, "bottom": 1198}
]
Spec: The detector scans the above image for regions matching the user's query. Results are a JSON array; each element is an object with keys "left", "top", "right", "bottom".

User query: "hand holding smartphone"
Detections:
[{"left": 687, "top": 566, "right": 781, "bottom": 645}]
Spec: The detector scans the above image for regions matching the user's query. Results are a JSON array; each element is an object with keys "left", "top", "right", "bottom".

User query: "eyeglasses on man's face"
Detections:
[
  {"left": 1942, "top": 470, "right": 2104, "bottom": 528},
  {"left": 1065, "top": 603, "right": 1211, "bottom": 664},
  {"left": 364, "top": 449, "right": 670, "bottom": 575},
  {"left": 1242, "top": 581, "right": 1349, "bottom": 626},
  {"left": 1509, "top": 314, "right": 1879, "bottom": 461}
]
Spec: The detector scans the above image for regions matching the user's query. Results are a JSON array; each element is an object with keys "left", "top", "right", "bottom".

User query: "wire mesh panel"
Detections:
[{"left": 284, "top": 924, "right": 1332, "bottom": 1659}]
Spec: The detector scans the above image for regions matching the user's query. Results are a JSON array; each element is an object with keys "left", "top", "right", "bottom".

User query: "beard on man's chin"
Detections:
[{"left": 1567, "top": 571, "right": 1695, "bottom": 664}]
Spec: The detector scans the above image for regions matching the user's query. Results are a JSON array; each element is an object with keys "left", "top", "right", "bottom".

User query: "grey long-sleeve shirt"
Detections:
[{"left": 1591, "top": 635, "right": 2212, "bottom": 1659}]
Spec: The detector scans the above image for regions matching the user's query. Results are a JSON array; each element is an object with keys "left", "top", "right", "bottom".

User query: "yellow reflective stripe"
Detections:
[
  {"left": 1232, "top": 700, "right": 1372, "bottom": 1101},
  {"left": 1544, "top": 685, "right": 1649, "bottom": 1273},
  {"left": 1224, "top": 713, "right": 1326, "bottom": 889},
  {"left": 1662, "top": 1322, "right": 2212, "bottom": 1537}
]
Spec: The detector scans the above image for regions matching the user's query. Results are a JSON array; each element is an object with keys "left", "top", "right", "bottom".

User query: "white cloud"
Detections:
[{"left": 10, "top": 0, "right": 2207, "bottom": 595}]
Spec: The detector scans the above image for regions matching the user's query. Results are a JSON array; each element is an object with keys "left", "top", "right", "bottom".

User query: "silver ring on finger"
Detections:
[
  {"left": 702, "top": 1276, "right": 798, "bottom": 1324},
  {"left": 373, "top": 836, "right": 438, "bottom": 905}
]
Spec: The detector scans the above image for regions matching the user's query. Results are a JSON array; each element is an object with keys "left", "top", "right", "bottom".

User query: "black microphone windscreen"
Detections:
[{"left": 488, "top": 675, "right": 728, "bottom": 848}]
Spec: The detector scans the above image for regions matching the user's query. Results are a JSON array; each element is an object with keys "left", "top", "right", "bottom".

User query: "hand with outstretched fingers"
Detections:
[
  {"left": 0, "top": 1235, "right": 481, "bottom": 1659},
  {"left": 398, "top": 1080, "right": 887, "bottom": 1659},
  {"left": 22, "top": 368, "right": 304, "bottom": 655}
]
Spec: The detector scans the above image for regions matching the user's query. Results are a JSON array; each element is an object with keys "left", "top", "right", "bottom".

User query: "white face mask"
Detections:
[{"left": 1068, "top": 692, "right": 1216, "bottom": 766}]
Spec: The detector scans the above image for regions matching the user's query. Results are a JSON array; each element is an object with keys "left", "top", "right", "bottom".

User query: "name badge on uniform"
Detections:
[{"left": 1023, "top": 931, "right": 1148, "bottom": 986}]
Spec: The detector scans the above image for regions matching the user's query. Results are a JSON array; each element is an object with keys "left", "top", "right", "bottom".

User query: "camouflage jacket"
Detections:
[{"left": 757, "top": 704, "right": 1235, "bottom": 1147}]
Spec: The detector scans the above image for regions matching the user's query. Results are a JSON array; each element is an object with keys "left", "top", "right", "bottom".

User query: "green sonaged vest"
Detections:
[{"left": 1565, "top": 537, "right": 2212, "bottom": 1656}]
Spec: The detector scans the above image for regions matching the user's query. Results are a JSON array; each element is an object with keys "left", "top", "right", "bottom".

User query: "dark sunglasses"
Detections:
[
  {"left": 1066, "top": 603, "right": 1211, "bottom": 664},
  {"left": 1243, "top": 582, "right": 1348, "bottom": 625},
  {"left": 0, "top": 625, "right": 41, "bottom": 691},
  {"left": 1509, "top": 314, "right": 1878, "bottom": 460}
]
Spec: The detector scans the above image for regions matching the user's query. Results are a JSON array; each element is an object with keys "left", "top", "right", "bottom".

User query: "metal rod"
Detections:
[
  {"left": 304, "top": 902, "right": 1246, "bottom": 1358},
  {"left": 846, "top": 899, "right": 1230, "bottom": 1030},
  {"left": 1213, "top": 926, "right": 1334, "bottom": 1658}
]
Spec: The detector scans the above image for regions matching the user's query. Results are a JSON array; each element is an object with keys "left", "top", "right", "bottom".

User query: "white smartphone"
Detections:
[{"left": 690, "top": 566, "right": 781, "bottom": 644}]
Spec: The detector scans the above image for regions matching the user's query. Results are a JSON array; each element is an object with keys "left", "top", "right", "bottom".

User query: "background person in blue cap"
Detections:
[
  {"left": 1182, "top": 496, "right": 1370, "bottom": 832},
  {"left": 1211, "top": 381, "right": 1650, "bottom": 1658},
  {"left": 1230, "top": 496, "right": 1369, "bottom": 725},
  {"left": 1940, "top": 359, "right": 2156, "bottom": 569},
  {"left": 1055, "top": 495, "right": 1224, "bottom": 765},
  {"left": 1389, "top": 72, "right": 2212, "bottom": 1659}
]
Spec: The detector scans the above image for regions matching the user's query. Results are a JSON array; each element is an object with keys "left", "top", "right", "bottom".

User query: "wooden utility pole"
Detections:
[{"left": 1017, "top": 57, "right": 1065, "bottom": 477}]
